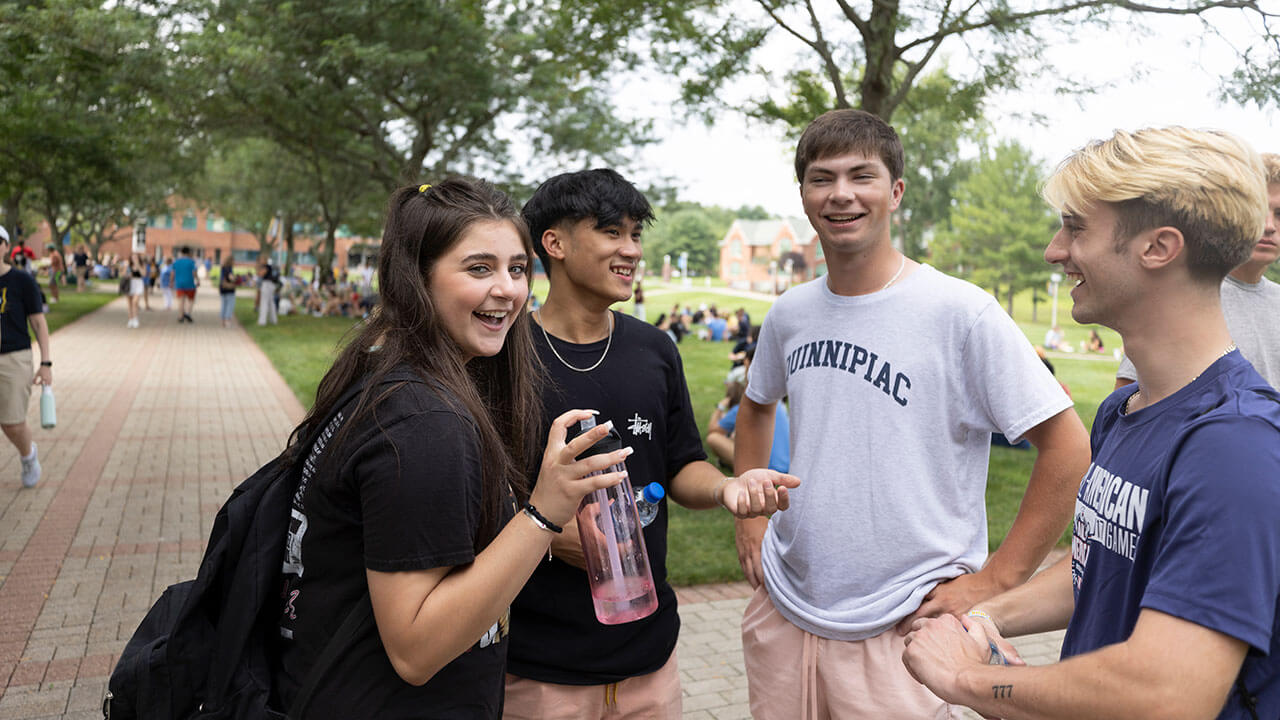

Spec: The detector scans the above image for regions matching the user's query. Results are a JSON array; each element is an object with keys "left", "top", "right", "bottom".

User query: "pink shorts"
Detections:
[
  {"left": 742, "top": 585, "right": 959, "bottom": 720},
  {"left": 503, "top": 651, "right": 681, "bottom": 720},
  {"left": 176, "top": 288, "right": 196, "bottom": 300}
]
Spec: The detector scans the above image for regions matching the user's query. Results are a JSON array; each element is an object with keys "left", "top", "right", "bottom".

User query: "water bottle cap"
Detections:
[
  {"left": 642, "top": 482, "right": 664, "bottom": 503},
  {"left": 570, "top": 417, "right": 622, "bottom": 458}
]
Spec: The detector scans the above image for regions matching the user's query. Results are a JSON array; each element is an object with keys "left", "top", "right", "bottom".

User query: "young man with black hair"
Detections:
[
  {"left": 903, "top": 126, "right": 1280, "bottom": 720},
  {"left": 733, "top": 110, "right": 1091, "bottom": 717},
  {"left": 503, "top": 168, "right": 798, "bottom": 719}
]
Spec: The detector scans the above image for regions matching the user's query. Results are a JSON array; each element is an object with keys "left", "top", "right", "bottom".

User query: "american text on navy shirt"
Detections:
[{"left": 1072, "top": 461, "right": 1150, "bottom": 587}]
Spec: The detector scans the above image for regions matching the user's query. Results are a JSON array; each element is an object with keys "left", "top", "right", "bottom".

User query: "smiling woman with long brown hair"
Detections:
[{"left": 273, "top": 178, "right": 629, "bottom": 718}]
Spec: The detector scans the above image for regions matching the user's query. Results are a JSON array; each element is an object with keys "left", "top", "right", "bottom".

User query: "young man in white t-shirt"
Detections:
[{"left": 733, "top": 109, "right": 1092, "bottom": 718}]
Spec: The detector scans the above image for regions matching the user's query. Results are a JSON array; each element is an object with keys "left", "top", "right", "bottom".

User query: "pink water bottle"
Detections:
[{"left": 573, "top": 417, "right": 658, "bottom": 625}]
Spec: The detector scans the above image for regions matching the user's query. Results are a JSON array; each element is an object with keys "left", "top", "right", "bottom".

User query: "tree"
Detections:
[
  {"left": 932, "top": 141, "right": 1056, "bottom": 315},
  {"left": 187, "top": 0, "right": 655, "bottom": 191},
  {"left": 1223, "top": 26, "right": 1280, "bottom": 108},
  {"left": 179, "top": 0, "right": 665, "bottom": 280},
  {"left": 673, "top": 0, "right": 1275, "bottom": 122},
  {"left": 644, "top": 206, "right": 728, "bottom": 276},
  {"left": 0, "top": 1, "right": 192, "bottom": 255},
  {"left": 198, "top": 139, "right": 315, "bottom": 261}
]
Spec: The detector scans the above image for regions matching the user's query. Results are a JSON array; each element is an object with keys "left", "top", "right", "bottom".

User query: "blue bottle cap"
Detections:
[{"left": 642, "top": 482, "right": 665, "bottom": 503}]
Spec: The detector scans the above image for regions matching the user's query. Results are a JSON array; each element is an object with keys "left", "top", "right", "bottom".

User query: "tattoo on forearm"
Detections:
[{"left": 993, "top": 685, "right": 1013, "bottom": 699}]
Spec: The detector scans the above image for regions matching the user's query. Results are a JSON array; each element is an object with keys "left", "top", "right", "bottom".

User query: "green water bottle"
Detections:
[{"left": 40, "top": 386, "right": 56, "bottom": 429}]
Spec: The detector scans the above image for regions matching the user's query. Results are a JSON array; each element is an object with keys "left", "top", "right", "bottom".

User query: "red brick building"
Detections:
[
  {"left": 25, "top": 198, "right": 379, "bottom": 272},
  {"left": 718, "top": 217, "right": 824, "bottom": 293}
]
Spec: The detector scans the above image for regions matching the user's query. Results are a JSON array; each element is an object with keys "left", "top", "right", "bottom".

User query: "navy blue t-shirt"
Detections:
[{"left": 1063, "top": 352, "right": 1280, "bottom": 719}]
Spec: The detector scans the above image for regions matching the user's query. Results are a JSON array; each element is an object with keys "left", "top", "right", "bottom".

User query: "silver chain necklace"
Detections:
[
  {"left": 1124, "top": 343, "right": 1236, "bottom": 415},
  {"left": 880, "top": 255, "right": 907, "bottom": 292},
  {"left": 536, "top": 310, "right": 613, "bottom": 373}
]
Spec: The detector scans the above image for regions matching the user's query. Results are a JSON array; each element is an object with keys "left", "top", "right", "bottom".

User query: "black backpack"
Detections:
[{"left": 103, "top": 387, "right": 370, "bottom": 720}]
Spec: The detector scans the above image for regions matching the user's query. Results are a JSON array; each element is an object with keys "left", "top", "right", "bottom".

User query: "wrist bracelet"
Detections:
[
  {"left": 966, "top": 609, "right": 996, "bottom": 626},
  {"left": 522, "top": 504, "right": 563, "bottom": 534},
  {"left": 40, "top": 361, "right": 51, "bottom": 367}
]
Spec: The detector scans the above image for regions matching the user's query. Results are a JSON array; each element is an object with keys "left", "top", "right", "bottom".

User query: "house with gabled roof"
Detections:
[{"left": 718, "top": 216, "right": 824, "bottom": 292}]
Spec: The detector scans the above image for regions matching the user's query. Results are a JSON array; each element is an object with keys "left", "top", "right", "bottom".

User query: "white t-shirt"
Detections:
[
  {"left": 747, "top": 265, "right": 1072, "bottom": 641},
  {"left": 1117, "top": 274, "right": 1280, "bottom": 389}
]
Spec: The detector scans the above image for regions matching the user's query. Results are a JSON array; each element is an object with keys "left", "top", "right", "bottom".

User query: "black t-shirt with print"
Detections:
[
  {"left": 277, "top": 370, "right": 515, "bottom": 719},
  {"left": 508, "top": 312, "right": 708, "bottom": 684},
  {"left": 0, "top": 268, "right": 42, "bottom": 354}
]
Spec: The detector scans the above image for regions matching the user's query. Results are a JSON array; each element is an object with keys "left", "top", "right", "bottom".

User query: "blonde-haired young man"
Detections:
[
  {"left": 1115, "top": 151, "right": 1280, "bottom": 388},
  {"left": 903, "top": 127, "right": 1280, "bottom": 720}
]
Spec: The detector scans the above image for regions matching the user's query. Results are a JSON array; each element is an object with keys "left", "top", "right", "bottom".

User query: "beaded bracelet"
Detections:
[{"left": 522, "top": 503, "right": 563, "bottom": 534}]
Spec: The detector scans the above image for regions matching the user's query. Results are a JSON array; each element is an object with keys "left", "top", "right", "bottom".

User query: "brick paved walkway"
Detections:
[
  {"left": 0, "top": 293, "right": 303, "bottom": 719},
  {"left": 0, "top": 292, "right": 1066, "bottom": 720}
]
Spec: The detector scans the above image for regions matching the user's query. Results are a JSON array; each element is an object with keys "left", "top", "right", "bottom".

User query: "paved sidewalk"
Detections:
[
  {"left": 0, "top": 293, "right": 303, "bottom": 719},
  {"left": 0, "top": 292, "right": 1065, "bottom": 720}
]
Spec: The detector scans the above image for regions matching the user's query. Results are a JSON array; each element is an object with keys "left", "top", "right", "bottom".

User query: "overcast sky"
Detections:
[{"left": 624, "top": 8, "right": 1278, "bottom": 217}]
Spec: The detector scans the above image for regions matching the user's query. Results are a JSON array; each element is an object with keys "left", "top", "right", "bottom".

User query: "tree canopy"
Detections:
[{"left": 932, "top": 140, "right": 1056, "bottom": 313}]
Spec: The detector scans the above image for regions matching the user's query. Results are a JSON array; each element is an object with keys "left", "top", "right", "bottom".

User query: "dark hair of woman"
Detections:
[{"left": 289, "top": 177, "right": 543, "bottom": 550}]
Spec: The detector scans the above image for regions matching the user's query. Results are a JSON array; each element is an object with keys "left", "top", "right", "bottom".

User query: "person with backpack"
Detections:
[
  {"left": 272, "top": 179, "right": 628, "bottom": 718},
  {"left": 218, "top": 258, "right": 237, "bottom": 328}
]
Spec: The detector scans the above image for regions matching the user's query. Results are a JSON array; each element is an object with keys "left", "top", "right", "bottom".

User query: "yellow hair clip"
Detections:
[{"left": 419, "top": 184, "right": 431, "bottom": 193}]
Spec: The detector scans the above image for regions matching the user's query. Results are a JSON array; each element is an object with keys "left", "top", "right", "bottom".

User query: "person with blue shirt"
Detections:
[
  {"left": 158, "top": 256, "right": 174, "bottom": 310},
  {"left": 708, "top": 348, "right": 789, "bottom": 474},
  {"left": 172, "top": 246, "right": 198, "bottom": 323},
  {"left": 903, "top": 127, "right": 1280, "bottom": 720}
]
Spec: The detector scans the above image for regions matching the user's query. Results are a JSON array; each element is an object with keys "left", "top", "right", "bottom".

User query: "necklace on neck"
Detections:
[
  {"left": 1123, "top": 343, "right": 1236, "bottom": 415},
  {"left": 880, "top": 255, "right": 907, "bottom": 292},
  {"left": 536, "top": 310, "right": 613, "bottom": 373}
]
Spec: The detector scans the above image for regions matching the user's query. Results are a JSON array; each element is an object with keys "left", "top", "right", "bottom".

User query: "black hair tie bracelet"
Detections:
[{"left": 522, "top": 503, "right": 563, "bottom": 534}]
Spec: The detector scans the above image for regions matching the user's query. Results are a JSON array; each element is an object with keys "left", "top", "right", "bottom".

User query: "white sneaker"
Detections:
[{"left": 21, "top": 442, "right": 40, "bottom": 488}]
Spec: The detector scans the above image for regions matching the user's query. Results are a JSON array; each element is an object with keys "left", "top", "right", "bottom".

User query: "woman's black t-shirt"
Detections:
[{"left": 277, "top": 370, "right": 515, "bottom": 718}]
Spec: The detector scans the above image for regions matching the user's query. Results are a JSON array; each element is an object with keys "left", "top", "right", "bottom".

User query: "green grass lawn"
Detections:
[
  {"left": 234, "top": 298, "right": 366, "bottom": 406},
  {"left": 240, "top": 279, "right": 1120, "bottom": 585},
  {"left": 43, "top": 288, "right": 119, "bottom": 334}
]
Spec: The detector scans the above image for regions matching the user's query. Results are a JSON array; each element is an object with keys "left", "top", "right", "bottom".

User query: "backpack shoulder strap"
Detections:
[{"left": 287, "top": 593, "right": 373, "bottom": 719}]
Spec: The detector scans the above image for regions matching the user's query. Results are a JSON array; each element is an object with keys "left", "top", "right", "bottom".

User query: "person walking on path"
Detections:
[
  {"left": 172, "top": 246, "right": 198, "bottom": 323},
  {"left": 142, "top": 256, "right": 156, "bottom": 311},
  {"left": 732, "top": 110, "right": 1090, "bottom": 718},
  {"left": 46, "top": 243, "right": 63, "bottom": 304},
  {"left": 219, "top": 258, "right": 237, "bottom": 328},
  {"left": 256, "top": 261, "right": 278, "bottom": 326},
  {"left": 504, "top": 169, "right": 798, "bottom": 720},
  {"left": 159, "top": 255, "right": 174, "bottom": 310},
  {"left": 72, "top": 245, "right": 90, "bottom": 291},
  {"left": 123, "top": 256, "right": 145, "bottom": 329},
  {"left": 0, "top": 226, "right": 51, "bottom": 488},
  {"left": 903, "top": 127, "right": 1280, "bottom": 720}
]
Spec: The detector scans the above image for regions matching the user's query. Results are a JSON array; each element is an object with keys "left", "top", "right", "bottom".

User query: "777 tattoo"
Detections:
[{"left": 993, "top": 685, "right": 1013, "bottom": 699}]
